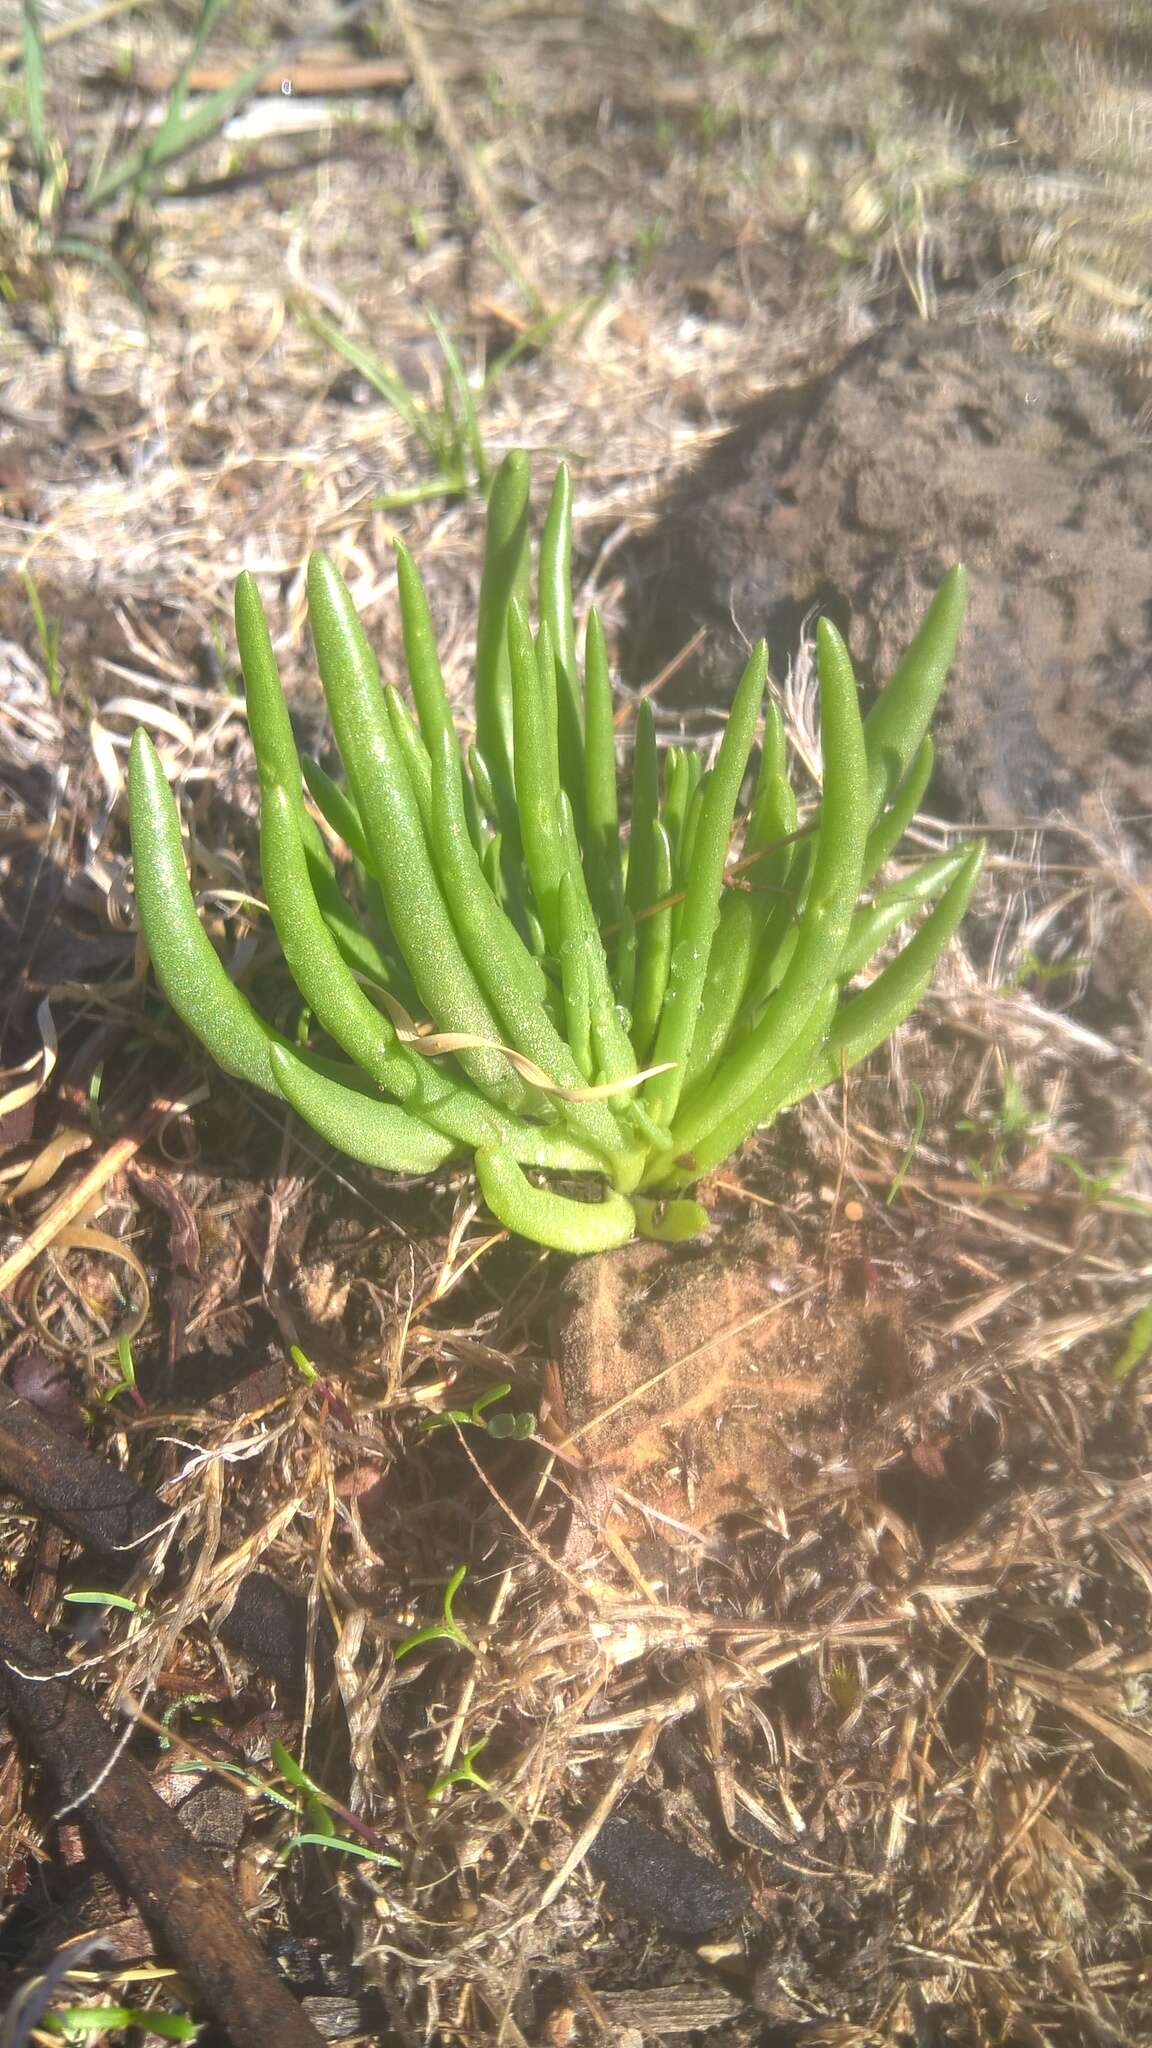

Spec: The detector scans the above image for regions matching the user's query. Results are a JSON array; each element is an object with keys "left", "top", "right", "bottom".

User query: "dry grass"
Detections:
[{"left": 2, "top": 2, "right": 1152, "bottom": 2043}]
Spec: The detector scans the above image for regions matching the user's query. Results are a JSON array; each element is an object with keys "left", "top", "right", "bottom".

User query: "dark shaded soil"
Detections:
[{"left": 622, "top": 318, "right": 1152, "bottom": 834}]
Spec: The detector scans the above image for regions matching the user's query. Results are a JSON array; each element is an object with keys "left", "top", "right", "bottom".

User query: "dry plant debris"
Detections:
[{"left": 1, "top": 2, "right": 1151, "bottom": 2044}]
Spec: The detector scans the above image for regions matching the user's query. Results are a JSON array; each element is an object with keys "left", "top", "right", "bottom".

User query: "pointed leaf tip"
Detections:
[{"left": 816, "top": 615, "right": 848, "bottom": 658}]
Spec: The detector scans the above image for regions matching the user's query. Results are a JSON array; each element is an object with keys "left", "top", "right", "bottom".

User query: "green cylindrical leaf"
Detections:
[
  {"left": 234, "top": 572, "right": 335, "bottom": 885},
  {"left": 469, "top": 744, "right": 497, "bottom": 818},
  {"left": 670, "top": 768, "right": 708, "bottom": 950},
  {"left": 631, "top": 1195, "right": 710, "bottom": 1242},
  {"left": 668, "top": 618, "right": 868, "bottom": 1157},
  {"left": 629, "top": 818, "right": 673, "bottom": 1064},
  {"left": 539, "top": 461, "right": 585, "bottom": 831},
  {"left": 625, "top": 698, "right": 659, "bottom": 920},
  {"left": 235, "top": 572, "right": 305, "bottom": 796},
  {"left": 644, "top": 641, "right": 767, "bottom": 1128},
  {"left": 508, "top": 598, "right": 567, "bottom": 948},
  {"left": 555, "top": 793, "right": 636, "bottom": 1079},
  {"left": 395, "top": 539, "right": 456, "bottom": 759},
  {"left": 683, "top": 708, "right": 799, "bottom": 1092},
  {"left": 259, "top": 779, "right": 416, "bottom": 1099},
  {"left": 583, "top": 607, "right": 622, "bottom": 926},
  {"left": 802, "top": 843, "right": 984, "bottom": 1087},
  {"left": 302, "top": 755, "right": 373, "bottom": 869},
  {"left": 653, "top": 985, "right": 839, "bottom": 1186},
  {"left": 476, "top": 1149, "right": 636, "bottom": 1253},
  {"left": 558, "top": 870, "right": 593, "bottom": 1079},
  {"left": 386, "top": 686, "right": 433, "bottom": 830},
  {"left": 306, "top": 551, "right": 524, "bottom": 1109},
  {"left": 427, "top": 726, "right": 628, "bottom": 1164},
  {"left": 863, "top": 568, "right": 965, "bottom": 821},
  {"left": 269, "top": 1045, "right": 458, "bottom": 1173},
  {"left": 861, "top": 735, "right": 934, "bottom": 886},
  {"left": 475, "top": 449, "right": 531, "bottom": 832},
  {"left": 128, "top": 730, "right": 281, "bottom": 1094},
  {"left": 836, "top": 847, "right": 973, "bottom": 983}
]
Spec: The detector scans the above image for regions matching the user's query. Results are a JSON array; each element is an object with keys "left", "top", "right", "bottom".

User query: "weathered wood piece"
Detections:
[{"left": 0, "top": 1579, "right": 326, "bottom": 2048}]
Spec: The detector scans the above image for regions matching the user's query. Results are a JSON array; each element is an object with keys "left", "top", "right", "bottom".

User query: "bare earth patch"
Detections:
[{"left": 553, "top": 1224, "right": 915, "bottom": 1522}]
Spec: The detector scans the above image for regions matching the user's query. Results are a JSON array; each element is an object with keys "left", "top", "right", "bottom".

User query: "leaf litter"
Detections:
[{"left": 1, "top": 2, "right": 1151, "bottom": 2042}]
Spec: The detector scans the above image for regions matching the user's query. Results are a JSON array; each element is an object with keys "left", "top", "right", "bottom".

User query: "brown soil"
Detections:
[
  {"left": 553, "top": 1223, "right": 915, "bottom": 1523},
  {"left": 623, "top": 319, "right": 1152, "bottom": 838},
  {"left": 2, "top": 3, "right": 1152, "bottom": 2045}
]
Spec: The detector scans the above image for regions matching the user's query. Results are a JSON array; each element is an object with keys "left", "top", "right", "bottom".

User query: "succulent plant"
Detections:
[{"left": 128, "top": 452, "right": 982, "bottom": 1253}]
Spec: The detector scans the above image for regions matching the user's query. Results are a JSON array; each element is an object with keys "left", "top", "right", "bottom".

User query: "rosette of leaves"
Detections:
[{"left": 128, "top": 452, "right": 982, "bottom": 1254}]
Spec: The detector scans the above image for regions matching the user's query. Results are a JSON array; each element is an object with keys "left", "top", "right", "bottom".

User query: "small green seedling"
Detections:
[
  {"left": 62, "top": 1589, "right": 147, "bottom": 1616},
  {"left": 1054, "top": 1155, "right": 1152, "bottom": 1217},
  {"left": 1112, "top": 1304, "right": 1152, "bottom": 1386},
  {"left": 422, "top": 1381, "right": 535, "bottom": 1440},
  {"left": 958, "top": 1067, "right": 1044, "bottom": 1185},
  {"left": 289, "top": 1342, "right": 320, "bottom": 1384},
  {"left": 23, "top": 569, "right": 62, "bottom": 698},
  {"left": 300, "top": 299, "right": 490, "bottom": 507},
  {"left": 169, "top": 1737, "right": 398, "bottom": 1868},
  {"left": 886, "top": 1079, "right": 926, "bottom": 1205},
  {"left": 1000, "top": 948, "right": 1089, "bottom": 994},
  {"left": 44, "top": 2008, "right": 200, "bottom": 2042},
  {"left": 128, "top": 452, "right": 983, "bottom": 1254},
  {"left": 270, "top": 1741, "right": 399, "bottom": 1867},
  {"left": 394, "top": 1563, "right": 475, "bottom": 1660},
  {"left": 427, "top": 1735, "right": 491, "bottom": 1800},
  {"left": 11, "top": 0, "right": 288, "bottom": 307},
  {"left": 94, "top": 1332, "right": 139, "bottom": 1406}
]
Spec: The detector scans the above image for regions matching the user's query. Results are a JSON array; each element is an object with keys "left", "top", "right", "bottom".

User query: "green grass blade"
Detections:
[
  {"left": 153, "top": 0, "right": 231, "bottom": 138},
  {"left": 20, "top": 0, "right": 51, "bottom": 181},
  {"left": 88, "top": 27, "right": 274, "bottom": 208},
  {"left": 50, "top": 237, "right": 151, "bottom": 321},
  {"left": 295, "top": 305, "right": 438, "bottom": 457},
  {"left": 424, "top": 301, "right": 489, "bottom": 487}
]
